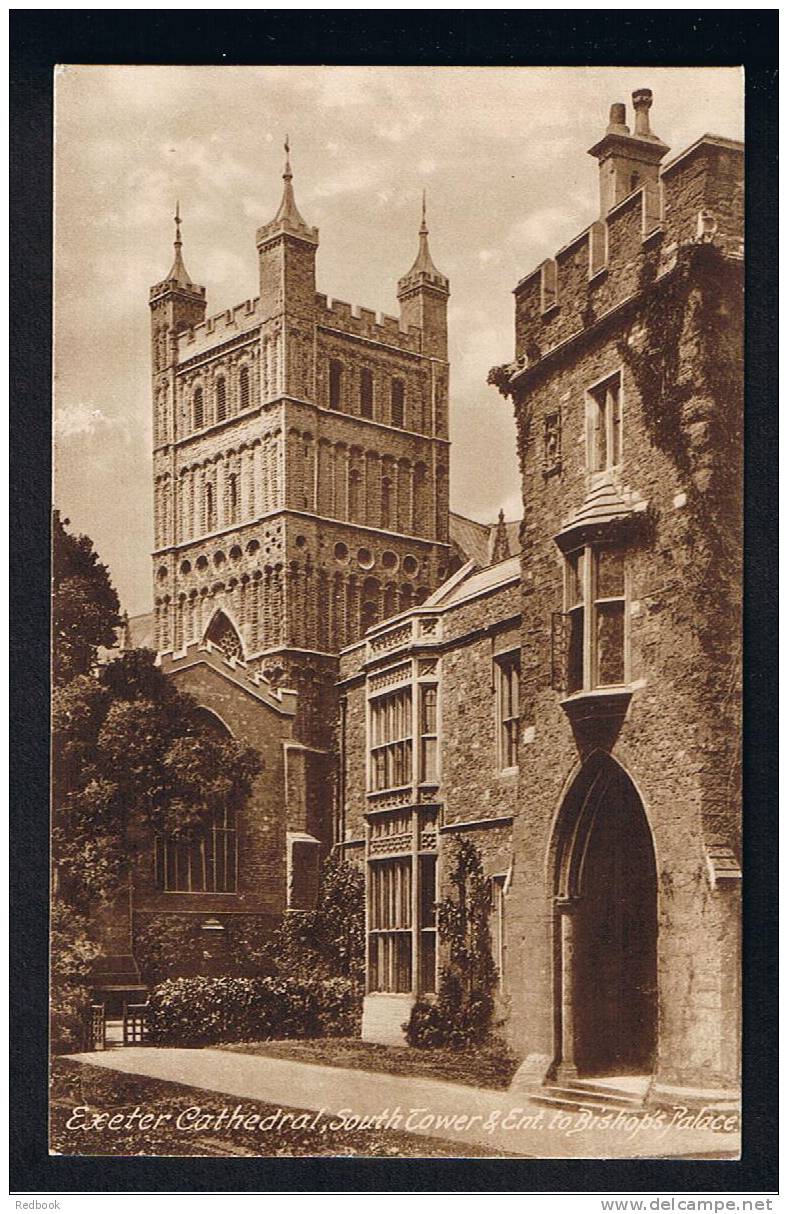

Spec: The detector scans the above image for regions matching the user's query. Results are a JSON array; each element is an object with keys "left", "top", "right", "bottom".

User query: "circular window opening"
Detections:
[
  {"left": 156, "top": 566, "right": 168, "bottom": 581},
  {"left": 334, "top": 542, "right": 349, "bottom": 562},
  {"left": 295, "top": 534, "right": 307, "bottom": 548},
  {"left": 246, "top": 539, "right": 260, "bottom": 556},
  {"left": 213, "top": 551, "right": 226, "bottom": 567},
  {"left": 357, "top": 547, "right": 374, "bottom": 570},
  {"left": 403, "top": 554, "right": 418, "bottom": 576},
  {"left": 381, "top": 550, "right": 398, "bottom": 571},
  {"left": 179, "top": 560, "right": 192, "bottom": 575},
  {"left": 196, "top": 555, "right": 209, "bottom": 571},
  {"left": 230, "top": 545, "right": 242, "bottom": 561}
]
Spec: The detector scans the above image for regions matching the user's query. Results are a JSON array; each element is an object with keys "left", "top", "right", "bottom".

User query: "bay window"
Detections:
[
  {"left": 370, "top": 687, "right": 412, "bottom": 791},
  {"left": 565, "top": 545, "right": 626, "bottom": 693}
]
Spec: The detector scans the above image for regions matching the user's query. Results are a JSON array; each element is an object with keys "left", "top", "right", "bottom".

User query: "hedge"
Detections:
[{"left": 147, "top": 975, "right": 362, "bottom": 1045}]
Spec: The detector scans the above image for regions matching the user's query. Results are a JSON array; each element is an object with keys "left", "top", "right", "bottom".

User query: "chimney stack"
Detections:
[
  {"left": 632, "top": 88, "right": 653, "bottom": 137},
  {"left": 588, "top": 88, "right": 670, "bottom": 217}
]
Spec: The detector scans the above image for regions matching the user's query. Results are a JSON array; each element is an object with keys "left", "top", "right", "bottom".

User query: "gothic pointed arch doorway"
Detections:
[{"left": 552, "top": 753, "right": 657, "bottom": 1079}]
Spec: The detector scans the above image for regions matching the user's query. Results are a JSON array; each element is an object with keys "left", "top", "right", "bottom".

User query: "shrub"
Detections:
[
  {"left": 147, "top": 974, "right": 362, "bottom": 1046},
  {"left": 133, "top": 914, "right": 275, "bottom": 983},
  {"left": 406, "top": 838, "right": 498, "bottom": 1050}
]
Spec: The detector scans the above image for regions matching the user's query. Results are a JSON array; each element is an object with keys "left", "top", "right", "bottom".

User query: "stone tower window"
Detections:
[
  {"left": 348, "top": 468, "right": 362, "bottom": 522},
  {"left": 205, "top": 610, "right": 244, "bottom": 661},
  {"left": 215, "top": 377, "right": 227, "bottom": 422},
  {"left": 205, "top": 482, "right": 215, "bottom": 532},
  {"left": 381, "top": 477, "right": 392, "bottom": 530},
  {"left": 228, "top": 473, "right": 239, "bottom": 524},
  {"left": 329, "top": 359, "right": 343, "bottom": 410},
  {"left": 193, "top": 387, "right": 204, "bottom": 430},
  {"left": 586, "top": 372, "right": 622, "bottom": 473},
  {"left": 391, "top": 378, "right": 405, "bottom": 428},
  {"left": 239, "top": 365, "right": 250, "bottom": 410},
  {"left": 360, "top": 367, "right": 374, "bottom": 419}
]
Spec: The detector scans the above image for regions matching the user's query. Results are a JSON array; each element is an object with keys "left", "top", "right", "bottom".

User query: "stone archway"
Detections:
[{"left": 552, "top": 754, "right": 658, "bottom": 1079}]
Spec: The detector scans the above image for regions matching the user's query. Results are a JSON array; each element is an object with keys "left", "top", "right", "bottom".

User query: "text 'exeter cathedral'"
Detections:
[{"left": 108, "top": 91, "right": 743, "bottom": 1105}]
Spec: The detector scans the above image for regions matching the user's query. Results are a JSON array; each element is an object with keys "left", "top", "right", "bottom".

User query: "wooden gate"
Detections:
[
  {"left": 87, "top": 1003, "right": 105, "bottom": 1051},
  {"left": 122, "top": 1002, "right": 149, "bottom": 1045}
]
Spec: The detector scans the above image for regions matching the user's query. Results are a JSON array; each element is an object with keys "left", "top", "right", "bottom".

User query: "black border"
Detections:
[{"left": 10, "top": 8, "right": 778, "bottom": 1195}]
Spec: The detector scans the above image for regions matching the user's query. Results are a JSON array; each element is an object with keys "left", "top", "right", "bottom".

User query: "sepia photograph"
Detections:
[{"left": 47, "top": 61, "right": 746, "bottom": 1165}]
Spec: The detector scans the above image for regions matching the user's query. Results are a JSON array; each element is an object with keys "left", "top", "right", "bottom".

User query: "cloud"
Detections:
[
  {"left": 53, "top": 65, "right": 743, "bottom": 616},
  {"left": 54, "top": 402, "right": 130, "bottom": 442}
]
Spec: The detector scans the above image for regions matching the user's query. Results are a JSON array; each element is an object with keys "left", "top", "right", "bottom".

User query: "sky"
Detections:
[{"left": 54, "top": 65, "right": 743, "bottom": 617}]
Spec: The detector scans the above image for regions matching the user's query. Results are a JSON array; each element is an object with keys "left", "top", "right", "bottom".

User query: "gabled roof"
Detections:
[
  {"left": 424, "top": 554, "right": 521, "bottom": 610},
  {"left": 449, "top": 511, "right": 522, "bottom": 568}
]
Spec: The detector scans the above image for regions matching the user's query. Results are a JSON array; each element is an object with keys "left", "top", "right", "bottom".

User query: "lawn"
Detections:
[
  {"left": 221, "top": 1036, "right": 520, "bottom": 1091},
  {"left": 50, "top": 1057, "right": 506, "bottom": 1158}
]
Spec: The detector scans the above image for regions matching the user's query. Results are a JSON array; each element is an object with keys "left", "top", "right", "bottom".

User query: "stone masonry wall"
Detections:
[{"left": 502, "top": 140, "right": 743, "bottom": 1088}]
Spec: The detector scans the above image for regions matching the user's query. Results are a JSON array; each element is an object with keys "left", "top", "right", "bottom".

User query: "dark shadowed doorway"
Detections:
[{"left": 553, "top": 755, "right": 657, "bottom": 1078}]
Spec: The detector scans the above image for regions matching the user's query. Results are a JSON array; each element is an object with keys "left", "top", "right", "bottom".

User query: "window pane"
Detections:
[
  {"left": 420, "top": 931, "right": 436, "bottom": 993},
  {"left": 567, "top": 607, "right": 584, "bottom": 694},
  {"left": 567, "top": 550, "right": 584, "bottom": 608},
  {"left": 419, "top": 855, "right": 436, "bottom": 928},
  {"left": 596, "top": 601, "right": 625, "bottom": 685},
  {"left": 596, "top": 547, "right": 624, "bottom": 598},
  {"left": 421, "top": 686, "right": 437, "bottom": 733},
  {"left": 594, "top": 397, "right": 607, "bottom": 470},
  {"left": 610, "top": 383, "right": 622, "bottom": 464}
]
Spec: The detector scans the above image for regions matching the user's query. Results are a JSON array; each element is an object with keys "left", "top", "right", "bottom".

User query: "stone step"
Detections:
[
  {"left": 528, "top": 1076, "right": 651, "bottom": 1115},
  {"left": 529, "top": 1090, "right": 629, "bottom": 1116}
]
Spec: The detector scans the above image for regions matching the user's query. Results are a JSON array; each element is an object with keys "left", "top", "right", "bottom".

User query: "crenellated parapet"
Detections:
[
  {"left": 500, "top": 129, "right": 743, "bottom": 391},
  {"left": 176, "top": 298, "right": 261, "bottom": 362},
  {"left": 316, "top": 294, "right": 422, "bottom": 352}
]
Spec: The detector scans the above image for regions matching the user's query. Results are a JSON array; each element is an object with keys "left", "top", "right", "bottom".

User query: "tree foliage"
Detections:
[
  {"left": 52, "top": 509, "right": 121, "bottom": 686},
  {"left": 51, "top": 517, "right": 263, "bottom": 1049},
  {"left": 52, "top": 649, "right": 262, "bottom": 905}
]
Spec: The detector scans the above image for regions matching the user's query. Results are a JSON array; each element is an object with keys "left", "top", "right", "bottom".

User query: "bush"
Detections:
[
  {"left": 147, "top": 974, "right": 362, "bottom": 1046},
  {"left": 133, "top": 914, "right": 275, "bottom": 983}
]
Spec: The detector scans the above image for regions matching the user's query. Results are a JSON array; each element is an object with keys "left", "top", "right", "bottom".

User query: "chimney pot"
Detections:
[
  {"left": 609, "top": 102, "right": 628, "bottom": 130},
  {"left": 632, "top": 88, "right": 653, "bottom": 137}
]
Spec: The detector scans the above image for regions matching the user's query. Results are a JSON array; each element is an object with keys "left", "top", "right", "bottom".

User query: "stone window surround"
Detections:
[
  {"left": 365, "top": 803, "right": 439, "bottom": 997},
  {"left": 494, "top": 646, "right": 521, "bottom": 774},
  {"left": 585, "top": 366, "right": 624, "bottom": 480}
]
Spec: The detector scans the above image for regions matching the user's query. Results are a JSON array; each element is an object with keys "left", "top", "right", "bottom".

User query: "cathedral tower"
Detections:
[{"left": 149, "top": 146, "right": 452, "bottom": 746}]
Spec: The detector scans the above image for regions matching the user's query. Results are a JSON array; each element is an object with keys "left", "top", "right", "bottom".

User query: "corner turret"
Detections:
[{"left": 397, "top": 192, "right": 449, "bottom": 360}]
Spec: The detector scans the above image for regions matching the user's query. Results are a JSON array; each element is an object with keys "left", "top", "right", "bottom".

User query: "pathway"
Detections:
[{"left": 67, "top": 1047, "right": 739, "bottom": 1159}]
